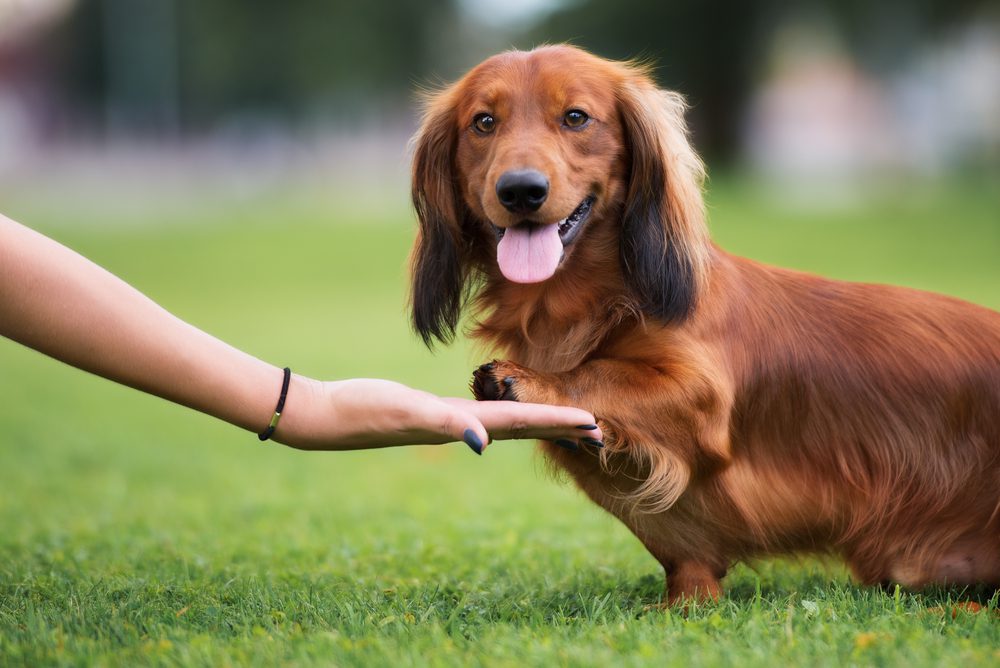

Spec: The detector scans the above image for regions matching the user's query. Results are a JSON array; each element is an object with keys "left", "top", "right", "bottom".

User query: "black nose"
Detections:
[{"left": 496, "top": 169, "right": 549, "bottom": 214}]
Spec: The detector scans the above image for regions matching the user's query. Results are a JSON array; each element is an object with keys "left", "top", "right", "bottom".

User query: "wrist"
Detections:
[
  {"left": 256, "top": 367, "right": 291, "bottom": 442},
  {"left": 269, "top": 373, "right": 325, "bottom": 449}
]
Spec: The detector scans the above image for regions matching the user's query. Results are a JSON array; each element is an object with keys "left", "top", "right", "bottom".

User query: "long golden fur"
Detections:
[{"left": 409, "top": 45, "right": 1000, "bottom": 604}]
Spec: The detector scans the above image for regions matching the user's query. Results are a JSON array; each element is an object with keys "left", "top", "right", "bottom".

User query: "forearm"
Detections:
[{"left": 0, "top": 214, "right": 287, "bottom": 435}]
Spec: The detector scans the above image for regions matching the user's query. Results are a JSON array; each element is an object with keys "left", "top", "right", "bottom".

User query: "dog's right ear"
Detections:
[{"left": 409, "top": 90, "right": 467, "bottom": 347}]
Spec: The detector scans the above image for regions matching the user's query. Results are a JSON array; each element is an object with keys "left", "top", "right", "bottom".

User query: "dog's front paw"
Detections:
[{"left": 471, "top": 360, "right": 522, "bottom": 401}]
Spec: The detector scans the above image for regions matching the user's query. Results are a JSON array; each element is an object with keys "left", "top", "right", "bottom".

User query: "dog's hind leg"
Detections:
[
  {"left": 665, "top": 560, "right": 723, "bottom": 606},
  {"left": 473, "top": 358, "right": 733, "bottom": 604}
]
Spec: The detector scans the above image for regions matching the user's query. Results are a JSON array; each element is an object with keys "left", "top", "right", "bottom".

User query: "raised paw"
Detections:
[{"left": 471, "top": 360, "right": 519, "bottom": 402}]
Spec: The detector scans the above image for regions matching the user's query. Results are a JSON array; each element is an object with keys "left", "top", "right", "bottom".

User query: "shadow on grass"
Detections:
[
  {"left": 723, "top": 558, "right": 999, "bottom": 609},
  {"left": 909, "top": 583, "right": 1000, "bottom": 607}
]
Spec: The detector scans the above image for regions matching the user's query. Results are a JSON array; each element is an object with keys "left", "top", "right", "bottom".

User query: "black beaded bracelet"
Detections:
[{"left": 258, "top": 367, "right": 291, "bottom": 441}]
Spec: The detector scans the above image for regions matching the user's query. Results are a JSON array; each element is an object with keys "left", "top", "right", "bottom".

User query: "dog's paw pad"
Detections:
[
  {"left": 471, "top": 362, "right": 518, "bottom": 401},
  {"left": 471, "top": 362, "right": 501, "bottom": 400}
]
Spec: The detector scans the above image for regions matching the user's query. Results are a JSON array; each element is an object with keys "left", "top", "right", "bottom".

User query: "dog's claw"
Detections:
[
  {"left": 470, "top": 360, "right": 509, "bottom": 401},
  {"left": 498, "top": 376, "right": 518, "bottom": 401}
]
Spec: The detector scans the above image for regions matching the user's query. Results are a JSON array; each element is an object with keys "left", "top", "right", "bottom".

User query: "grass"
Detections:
[{"left": 1, "top": 176, "right": 999, "bottom": 666}]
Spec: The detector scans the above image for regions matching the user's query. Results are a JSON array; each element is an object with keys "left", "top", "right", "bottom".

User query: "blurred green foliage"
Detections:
[
  {"left": 35, "top": 0, "right": 997, "bottom": 158},
  {"left": 49, "top": 0, "right": 456, "bottom": 129}
]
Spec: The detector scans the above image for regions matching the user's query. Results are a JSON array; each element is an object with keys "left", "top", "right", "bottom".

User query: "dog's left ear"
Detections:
[
  {"left": 409, "top": 90, "right": 469, "bottom": 347},
  {"left": 617, "top": 76, "right": 710, "bottom": 324}
]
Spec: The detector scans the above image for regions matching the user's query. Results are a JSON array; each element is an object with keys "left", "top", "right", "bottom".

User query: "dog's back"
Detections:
[{"left": 708, "top": 251, "right": 1000, "bottom": 586}]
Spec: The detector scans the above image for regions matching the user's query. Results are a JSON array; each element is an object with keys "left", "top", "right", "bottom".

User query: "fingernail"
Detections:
[
  {"left": 502, "top": 377, "right": 514, "bottom": 387},
  {"left": 463, "top": 429, "right": 483, "bottom": 455},
  {"left": 555, "top": 438, "right": 579, "bottom": 451},
  {"left": 478, "top": 363, "right": 493, "bottom": 372},
  {"left": 582, "top": 437, "right": 605, "bottom": 448},
  {"left": 576, "top": 424, "right": 598, "bottom": 431}
]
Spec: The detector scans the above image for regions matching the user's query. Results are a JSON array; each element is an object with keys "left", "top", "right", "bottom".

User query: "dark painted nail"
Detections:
[
  {"left": 463, "top": 429, "right": 483, "bottom": 455},
  {"left": 502, "top": 377, "right": 515, "bottom": 387},
  {"left": 478, "top": 363, "right": 493, "bottom": 372},
  {"left": 582, "top": 437, "right": 605, "bottom": 448},
  {"left": 576, "top": 424, "right": 598, "bottom": 431},
  {"left": 555, "top": 438, "right": 579, "bottom": 451}
]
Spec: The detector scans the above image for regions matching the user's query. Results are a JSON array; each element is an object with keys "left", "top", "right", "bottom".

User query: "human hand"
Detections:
[{"left": 273, "top": 376, "right": 602, "bottom": 453}]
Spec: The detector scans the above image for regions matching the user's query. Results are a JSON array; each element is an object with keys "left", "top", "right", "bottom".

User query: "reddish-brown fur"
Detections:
[{"left": 409, "top": 45, "right": 1000, "bottom": 604}]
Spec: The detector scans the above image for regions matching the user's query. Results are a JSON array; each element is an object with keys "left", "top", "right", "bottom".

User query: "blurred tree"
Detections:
[
  {"left": 39, "top": 0, "right": 461, "bottom": 134},
  {"left": 175, "top": 0, "right": 457, "bottom": 127},
  {"left": 27, "top": 0, "right": 999, "bottom": 153},
  {"left": 530, "top": 0, "right": 760, "bottom": 162}
]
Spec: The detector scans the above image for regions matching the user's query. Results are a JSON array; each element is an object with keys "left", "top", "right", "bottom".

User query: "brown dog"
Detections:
[{"left": 408, "top": 44, "right": 1000, "bottom": 604}]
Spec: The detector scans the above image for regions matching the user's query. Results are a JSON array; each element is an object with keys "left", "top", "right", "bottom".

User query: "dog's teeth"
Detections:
[{"left": 557, "top": 196, "right": 595, "bottom": 241}]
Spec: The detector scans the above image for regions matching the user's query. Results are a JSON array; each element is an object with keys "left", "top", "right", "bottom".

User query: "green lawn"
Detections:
[{"left": 1, "top": 178, "right": 998, "bottom": 666}]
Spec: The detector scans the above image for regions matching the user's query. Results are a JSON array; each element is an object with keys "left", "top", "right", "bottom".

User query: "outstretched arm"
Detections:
[{"left": 0, "top": 214, "right": 600, "bottom": 452}]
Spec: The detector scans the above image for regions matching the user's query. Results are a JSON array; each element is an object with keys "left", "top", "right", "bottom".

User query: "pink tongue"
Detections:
[{"left": 496, "top": 223, "right": 563, "bottom": 283}]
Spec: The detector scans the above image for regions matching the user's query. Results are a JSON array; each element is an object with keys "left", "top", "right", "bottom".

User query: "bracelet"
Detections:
[{"left": 258, "top": 367, "right": 291, "bottom": 441}]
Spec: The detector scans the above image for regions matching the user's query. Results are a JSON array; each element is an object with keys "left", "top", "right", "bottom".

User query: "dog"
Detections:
[{"left": 408, "top": 44, "right": 1000, "bottom": 604}]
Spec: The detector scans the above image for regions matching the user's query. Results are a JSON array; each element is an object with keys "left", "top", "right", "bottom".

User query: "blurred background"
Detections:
[{"left": 1, "top": 0, "right": 998, "bottom": 209}]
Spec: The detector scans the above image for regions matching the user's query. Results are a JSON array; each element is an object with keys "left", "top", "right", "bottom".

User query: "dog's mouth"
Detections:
[
  {"left": 492, "top": 195, "right": 595, "bottom": 284},
  {"left": 493, "top": 195, "right": 596, "bottom": 246}
]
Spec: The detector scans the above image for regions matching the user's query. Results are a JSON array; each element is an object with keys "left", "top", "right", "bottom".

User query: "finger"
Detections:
[
  {"left": 460, "top": 399, "right": 601, "bottom": 438},
  {"left": 421, "top": 402, "right": 489, "bottom": 455},
  {"left": 442, "top": 398, "right": 602, "bottom": 442}
]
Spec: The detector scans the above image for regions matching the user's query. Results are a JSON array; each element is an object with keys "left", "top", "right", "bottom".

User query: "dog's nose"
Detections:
[{"left": 496, "top": 170, "right": 549, "bottom": 214}]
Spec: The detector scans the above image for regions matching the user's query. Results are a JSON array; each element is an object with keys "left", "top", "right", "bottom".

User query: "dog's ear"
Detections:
[
  {"left": 617, "top": 75, "right": 710, "bottom": 324},
  {"left": 409, "top": 90, "right": 468, "bottom": 347}
]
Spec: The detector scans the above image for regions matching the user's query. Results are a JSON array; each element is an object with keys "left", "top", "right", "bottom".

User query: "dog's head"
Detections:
[{"left": 410, "top": 45, "right": 709, "bottom": 346}]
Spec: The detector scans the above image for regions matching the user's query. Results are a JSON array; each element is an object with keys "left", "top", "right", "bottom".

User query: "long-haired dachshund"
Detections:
[{"left": 408, "top": 44, "right": 1000, "bottom": 604}]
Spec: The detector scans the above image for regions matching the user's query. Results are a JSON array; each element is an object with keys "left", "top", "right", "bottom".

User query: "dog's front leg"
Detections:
[
  {"left": 471, "top": 358, "right": 730, "bottom": 467},
  {"left": 471, "top": 358, "right": 731, "bottom": 605}
]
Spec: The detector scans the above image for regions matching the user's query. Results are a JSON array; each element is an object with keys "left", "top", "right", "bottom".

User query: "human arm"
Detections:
[{"left": 0, "top": 214, "right": 601, "bottom": 451}]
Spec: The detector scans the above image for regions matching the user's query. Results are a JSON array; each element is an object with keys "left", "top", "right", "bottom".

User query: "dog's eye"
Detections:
[
  {"left": 472, "top": 113, "right": 496, "bottom": 134},
  {"left": 563, "top": 109, "right": 590, "bottom": 129}
]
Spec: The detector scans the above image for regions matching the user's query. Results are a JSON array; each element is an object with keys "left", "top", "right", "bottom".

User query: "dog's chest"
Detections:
[
  {"left": 511, "top": 345, "right": 575, "bottom": 374},
  {"left": 504, "top": 318, "right": 618, "bottom": 374}
]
